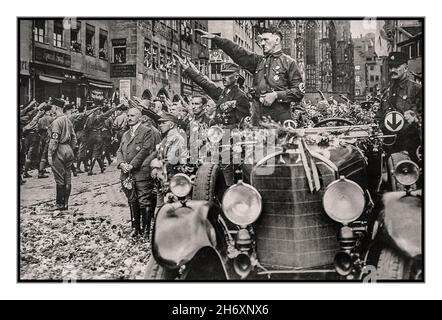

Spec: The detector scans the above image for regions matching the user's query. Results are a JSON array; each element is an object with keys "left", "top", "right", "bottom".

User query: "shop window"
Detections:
[
  {"left": 99, "top": 29, "right": 108, "bottom": 60},
  {"left": 70, "top": 20, "right": 81, "bottom": 52},
  {"left": 34, "top": 20, "right": 45, "bottom": 43},
  {"left": 53, "top": 20, "right": 64, "bottom": 48},
  {"left": 112, "top": 39, "right": 126, "bottom": 64},
  {"left": 86, "top": 24, "right": 95, "bottom": 56}
]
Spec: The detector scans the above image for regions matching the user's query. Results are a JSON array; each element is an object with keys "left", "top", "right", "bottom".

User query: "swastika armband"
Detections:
[{"left": 51, "top": 132, "right": 59, "bottom": 140}]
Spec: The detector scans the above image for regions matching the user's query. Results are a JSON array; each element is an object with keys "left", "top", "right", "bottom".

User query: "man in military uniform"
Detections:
[
  {"left": 70, "top": 105, "right": 97, "bottom": 173},
  {"left": 101, "top": 105, "right": 115, "bottom": 166},
  {"left": 375, "top": 51, "right": 422, "bottom": 161},
  {"left": 22, "top": 101, "right": 54, "bottom": 178},
  {"left": 177, "top": 56, "right": 250, "bottom": 129},
  {"left": 151, "top": 113, "right": 188, "bottom": 209},
  {"left": 47, "top": 103, "right": 77, "bottom": 211},
  {"left": 117, "top": 108, "right": 161, "bottom": 238},
  {"left": 197, "top": 26, "right": 305, "bottom": 123},
  {"left": 85, "top": 103, "right": 122, "bottom": 175},
  {"left": 186, "top": 95, "right": 211, "bottom": 134},
  {"left": 36, "top": 103, "right": 56, "bottom": 178}
]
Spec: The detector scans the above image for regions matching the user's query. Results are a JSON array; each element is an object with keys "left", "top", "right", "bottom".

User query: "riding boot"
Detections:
[
  {"left": 49, "top": 184, "right": 65, "bottom": 211},
  {"left": 63, "top": 184, "right": 71, "bottom": 210},
  {"left": 82, "top": 158, "right": 90, "bottom": 172},
  {"left": 38, "top": 160, "right": 49, "bottom": 178},
  {"left": 23, "top": 160, "right": 32, "bottom": 178},
  {"left": 88, "top": 159, "right": 96, "bottom": 175},
  {"left": 75, "top": 159, "right": 84, "bottom": 173},
  {"left": 141, "top": 206, "right": 154, "bottom": 240},
  {"left": 131, "top": 203, "right": 141, "bottom": 237},
  {"left": 107, "top": 155, "right": 112, "bottom": 166},
  {"left": 71, "top": 164, "right": 77, "bottom": 177},
  {"left": 97, "top": 158, "right": 105, "bottom": 173}
]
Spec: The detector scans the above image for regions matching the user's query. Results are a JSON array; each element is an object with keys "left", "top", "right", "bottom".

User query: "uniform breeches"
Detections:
[
  {"left": 25, "top": 132, "right": 41, "bottom": 164},
  {"left": 51, "top": 144, "right": 75, "bottom": 185},
  {"left": 89, "top": 131, "right": 104, "bottom": 159}
]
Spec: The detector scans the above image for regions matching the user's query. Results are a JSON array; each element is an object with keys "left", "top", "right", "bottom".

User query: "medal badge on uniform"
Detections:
[
  {"left": 136, "top": 146, "right": 141, "bottom": 151},
  {"left": 51, "top": 132, "right": 59, "bottom": 139},
  {"left": 273, "top": 75, "right": 280, "bottom": 81}
]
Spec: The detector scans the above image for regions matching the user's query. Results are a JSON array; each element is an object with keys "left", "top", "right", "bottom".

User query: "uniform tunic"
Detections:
[
  {"left": 48, "top": 115, "right": 77, "bottom": 185},
  {"left": 84, "top": 107, "right": 117, "bottom": 159},
  {"left": 376, "top": 75, "right": 422, "bottom": 161},
  {"left": 212, "top": 36, "right": 305, "bottom": 123},
  {"left": 184, "top": 68, "right": 250, "bottom": 127}
]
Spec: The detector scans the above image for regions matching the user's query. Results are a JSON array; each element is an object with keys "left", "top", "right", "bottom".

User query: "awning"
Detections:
[
  {"left": 89, "top": 80, "right": 113, "bottom": 89},
  {"left": 39, "top": 74, "right": 64, "bottom": 84}
]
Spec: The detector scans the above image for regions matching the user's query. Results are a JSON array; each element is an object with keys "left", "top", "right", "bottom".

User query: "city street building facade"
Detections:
[
  {"left": 20, "top": 19, "right": 113, "bottom": 106},
  {"left": 353, "top": 33, "right": 384, "bottom": 101},
  {"left": 19, "top": 19, "right": 210, "bottom": 105}
]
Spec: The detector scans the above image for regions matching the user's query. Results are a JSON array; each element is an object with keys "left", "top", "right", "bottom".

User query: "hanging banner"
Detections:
[
  {"left": 90, "top": 88, "right": 104, "bottom": 104},
  {"left": 119, "top": 79, "right": 131, "bottom": 100}
]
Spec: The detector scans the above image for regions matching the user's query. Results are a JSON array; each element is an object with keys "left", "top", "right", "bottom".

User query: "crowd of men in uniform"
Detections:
[{"left": 19, "top": 25, "right": 421, "bottom": 241}]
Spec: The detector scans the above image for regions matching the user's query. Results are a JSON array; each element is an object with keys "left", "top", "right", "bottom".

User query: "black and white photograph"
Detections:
[{"left": 18, "top": 17, "right": 423, "bottom": 282}]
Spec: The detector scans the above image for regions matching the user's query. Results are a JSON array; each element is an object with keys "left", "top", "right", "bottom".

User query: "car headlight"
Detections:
[
  {"left": 395, "top": 160, "right": 420, "bottom": 186},
  {"left": 169, "top": 173, "right": 192, "bottom": 198},
  {"left": 322, "top": 177, "right": 365, "bottom": 224},
  {"left": 222, "top": 181, "right": 262, "bottom": 226},
  {"left": 207, "top": 125, "right": 224, "bottom": 143}
]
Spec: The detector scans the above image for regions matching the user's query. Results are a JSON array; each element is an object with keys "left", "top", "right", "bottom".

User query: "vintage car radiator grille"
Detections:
[{"left": 252, "top": 162, "right": 341, "bottom": 269}]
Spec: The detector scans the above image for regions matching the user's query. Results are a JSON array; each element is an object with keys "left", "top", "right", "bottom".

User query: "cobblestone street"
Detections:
[{"left": 20, "top": 161, "right": 151, "bottom": 280}]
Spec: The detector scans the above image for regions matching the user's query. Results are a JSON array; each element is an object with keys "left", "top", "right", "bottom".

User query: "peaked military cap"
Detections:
[
  {"left": 221, "top": 62, "right": 240, "bottom": 74},
  {"left": 388, "top": 51, "right": 409, "bottom": 67}
]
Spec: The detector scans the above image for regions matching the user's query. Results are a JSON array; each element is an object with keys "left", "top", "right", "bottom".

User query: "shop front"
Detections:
[{"left": 82, "top": 77, "right": 114, "bottom": 106}]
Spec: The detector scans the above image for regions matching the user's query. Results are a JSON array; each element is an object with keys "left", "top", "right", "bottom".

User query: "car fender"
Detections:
[
  {"left": 380, "top": 190, "right": 422, "bottom": 258},
  {"left": 152, "top": 200, "right": 220, "bottom": 270}
]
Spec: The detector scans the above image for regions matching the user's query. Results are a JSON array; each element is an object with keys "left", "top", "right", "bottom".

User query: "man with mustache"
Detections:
[{"left": 376, "top": 51, "right": 422, "bottom": 162}]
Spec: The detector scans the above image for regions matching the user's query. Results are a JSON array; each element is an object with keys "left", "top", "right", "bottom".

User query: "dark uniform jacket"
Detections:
[
  {"left": 376, "top": 75, "right": 422, "bottom": 160},
  {"left": 212, "top": 36, "right": 305, "bottom": 122},
  {"left": 184, "top": 68, "right": 250, "bottom": 126},
  {"left": 117, "top": 123, "right": 160, "bottom": 182},
  {"left": 85, "top": 107, "right": 117, "bottom": 133},
  {"left": 376, "top": 75, "right": 422, "bottom": 120}
]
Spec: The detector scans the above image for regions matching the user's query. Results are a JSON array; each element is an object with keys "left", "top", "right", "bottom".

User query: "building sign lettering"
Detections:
[
  {"left": 110, "top": 64, "right": 136, "bottom": 78},
  {"left": 35, "top": 47, "right": 71, "bottom": 68}
]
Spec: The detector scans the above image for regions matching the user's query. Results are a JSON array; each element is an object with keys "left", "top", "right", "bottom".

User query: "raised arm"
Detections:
[
  {"left": 197, "top": 29, "right": 262, "bottom": 74},
  {"left": 175, "top": 54, "right": 222, "bottom": 100}
]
